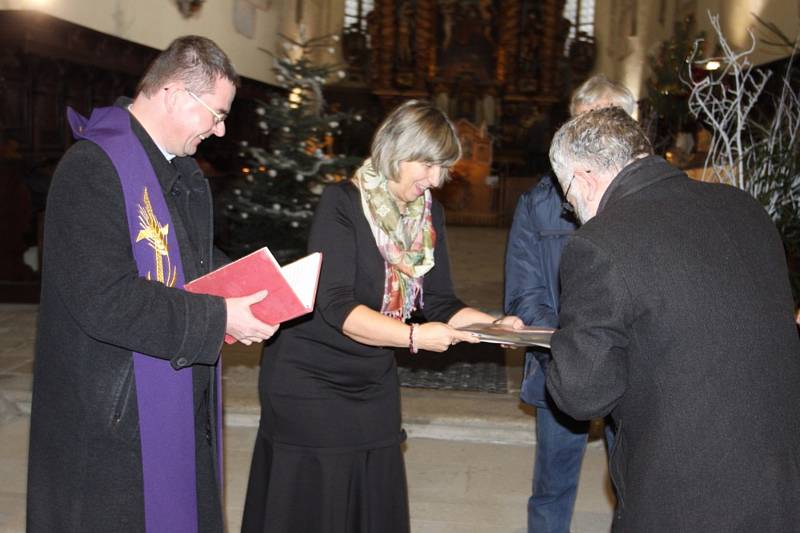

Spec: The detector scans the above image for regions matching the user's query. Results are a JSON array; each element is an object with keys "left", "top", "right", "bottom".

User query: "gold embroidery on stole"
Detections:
[{"left": 135, "top": 187, "right": 177, "bottom": 286}]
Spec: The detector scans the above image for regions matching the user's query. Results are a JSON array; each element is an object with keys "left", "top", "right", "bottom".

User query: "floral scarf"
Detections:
[{"left": 354, "top": 158, "right": 436, "bottom": 320}]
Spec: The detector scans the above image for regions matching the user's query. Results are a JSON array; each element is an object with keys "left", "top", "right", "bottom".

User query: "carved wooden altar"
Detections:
[
  {"left": 438, "top": 119, "right": 494, "bottom": 215},
  {"left": 339, "top": 0, "right": 593, "bottom": 224},
  {"left": 361, "top": 0, "right": 570, "bottom": 106}
]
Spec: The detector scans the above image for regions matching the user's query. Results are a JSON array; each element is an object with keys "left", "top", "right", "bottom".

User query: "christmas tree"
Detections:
[
  {"left": 218, "top": 31, "right": 362, "bottom": 262},
  {"left": 642, "top": 14, "right": 705, "bottom": 155}
]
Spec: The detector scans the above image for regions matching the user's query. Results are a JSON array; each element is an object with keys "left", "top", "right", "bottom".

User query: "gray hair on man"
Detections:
[
  {"left": 550, "top": 106, "right": 653, "bottom": 183},
  {"left": 570, "top": 74, "right": 636, "bottom": 117}
]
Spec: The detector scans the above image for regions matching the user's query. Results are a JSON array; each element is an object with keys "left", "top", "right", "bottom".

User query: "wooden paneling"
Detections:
[{"left": 0, "top": 10, "right": 280, "bottom": 301}]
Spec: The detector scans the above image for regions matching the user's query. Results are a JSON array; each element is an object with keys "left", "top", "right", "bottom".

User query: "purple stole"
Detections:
[{"left": 68, "top": 106, "right": 204, "bottom": 533}]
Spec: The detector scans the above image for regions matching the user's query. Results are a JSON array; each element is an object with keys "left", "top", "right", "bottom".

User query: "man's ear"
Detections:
[
  {"left": 574, "top": 169, "right": 600, "bottom": 201},
  {"left": 162, "top": 84, "right": 181, "bottom": 113}
]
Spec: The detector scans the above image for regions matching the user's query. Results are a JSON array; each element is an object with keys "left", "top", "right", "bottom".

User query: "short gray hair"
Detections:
[
  {"left": 371, "top": 100, "right": 462, "bottom": 182},
  {"left": 570, "top": 74, "right": 636, "bottom": 117},
  {"left": 550, "top": 106, "right": 653, "bottom": 181},
  {"left": 137, "top": 35, "right": 239, "bottom": 97}
]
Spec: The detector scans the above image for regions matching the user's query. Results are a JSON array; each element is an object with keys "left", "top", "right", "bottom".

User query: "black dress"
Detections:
[{"left": 242, "top": 181, "right": 466, "bottom": 533}]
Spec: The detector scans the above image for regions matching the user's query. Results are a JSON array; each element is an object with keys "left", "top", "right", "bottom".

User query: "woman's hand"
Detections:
[{"left": 414, "top": 322, "right": 479, "bottom": 352}]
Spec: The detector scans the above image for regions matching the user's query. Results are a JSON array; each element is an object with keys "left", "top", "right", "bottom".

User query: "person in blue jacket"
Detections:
[{"left": 504, "top": 75, "right": 636, "bottom": 533}]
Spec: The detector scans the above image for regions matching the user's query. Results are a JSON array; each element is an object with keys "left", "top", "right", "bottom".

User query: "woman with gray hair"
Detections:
[{"left": 242, "top": 100, "right": 521, "bottom": 533}]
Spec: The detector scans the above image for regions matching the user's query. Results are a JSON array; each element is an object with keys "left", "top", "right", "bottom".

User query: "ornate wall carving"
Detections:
[
  {"left": 357, "top": 0, "right": 580, "bottom": 99},
  {"left": 333, "top": 0, "right": 600, "bottom": 224},
  {"left": 340, "top": 0, "right": 594, "bottom": 176}
]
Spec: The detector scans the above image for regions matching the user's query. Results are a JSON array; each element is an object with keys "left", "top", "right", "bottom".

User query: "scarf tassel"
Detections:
[{"left": 381, "top": 264, "right": 424, "bottom": 321}]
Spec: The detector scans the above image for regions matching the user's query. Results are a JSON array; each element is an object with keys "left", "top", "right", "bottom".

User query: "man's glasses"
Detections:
[
  {"left": 561, "top": 175, "right": 576, "bottom": 214},
  {"left": 186, "top": 90, "right": 227, "bottom": 126}
]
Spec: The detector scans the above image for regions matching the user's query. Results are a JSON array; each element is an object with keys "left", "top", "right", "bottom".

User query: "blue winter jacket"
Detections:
[{"left": 504, "top": 175, "right": 577, "bottom": 407}]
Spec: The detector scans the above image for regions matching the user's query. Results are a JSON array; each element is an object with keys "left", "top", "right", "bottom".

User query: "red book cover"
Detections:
[{"left": 185, "top": 248, "right": 322, "bottom": 344}]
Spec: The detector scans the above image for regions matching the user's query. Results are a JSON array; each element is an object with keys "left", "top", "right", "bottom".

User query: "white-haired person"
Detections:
[
  {"left": 547, "top": 106, "right": 800, "bottom": 531},
  {"left": 504, "top": 74, "right": 636, "bottom": 533},
  {"left": 242, "top": 100, "right": 521, "bottom": 533},
  {"left": 569, "top": 73, "right": 636, "bottom": 117}
]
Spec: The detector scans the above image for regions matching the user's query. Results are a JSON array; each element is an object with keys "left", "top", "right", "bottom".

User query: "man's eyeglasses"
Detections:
[
  {"left": 561, "top": 175, "right": 576, "bottom": 214},
  {"left": 186, "top": 90, "right": 227, "bottom": 126}
]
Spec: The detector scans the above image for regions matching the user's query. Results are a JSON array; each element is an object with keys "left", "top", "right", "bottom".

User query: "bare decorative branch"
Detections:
[
  {"left": 687, "top": 12, "right": 771, "bottom": 190},
  {"left": 687, "top": 11, "right": 799, "bottom": 221},
  {"left": 686, "top": 12, "right": 800, "bottom": 301}
]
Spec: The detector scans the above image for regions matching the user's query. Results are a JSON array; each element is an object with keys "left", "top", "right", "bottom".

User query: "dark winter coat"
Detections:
[
  {"left": 504, "top": 175, "right": 576, "bottom": 407},
  {"left": 548, "top": 155, "right": 800, "bottom": 532},
  {"left": 27, "top": 100, "right": 228, "bottom": 532}
]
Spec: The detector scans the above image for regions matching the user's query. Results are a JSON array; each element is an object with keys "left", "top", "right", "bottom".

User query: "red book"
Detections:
[{"left": 185, "top": 248, "right": 322, "bottom": 344}]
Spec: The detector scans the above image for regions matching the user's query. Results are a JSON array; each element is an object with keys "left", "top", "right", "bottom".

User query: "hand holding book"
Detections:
[
  {"left": 224, "top": 290, "right": 280, "bottom": 345},
  {"left": 185, "top": 247, "right": 322, "bottom": 344},
  {"left": 412, "top": 322, "right": 482, "bottom": 352}
]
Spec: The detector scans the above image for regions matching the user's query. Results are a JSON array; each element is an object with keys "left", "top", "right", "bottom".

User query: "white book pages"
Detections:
[{"left": 280, "top": 252, "right": 322, "bottom": 309}]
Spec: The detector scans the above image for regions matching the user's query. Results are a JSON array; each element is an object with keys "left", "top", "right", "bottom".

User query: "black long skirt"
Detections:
[{"left": 241, "top": 431, "right": 410, "bottom": 533}]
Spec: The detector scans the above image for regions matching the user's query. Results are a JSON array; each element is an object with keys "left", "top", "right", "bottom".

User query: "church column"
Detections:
[
  {"left": 539, "top": 0, "right": 564, "bottom": 97},
  {"left": 377, "top": 0, "right": 395, "bottom": 90},
  {"left": 496, "top": 0, "right": 520, "bottom": 92},
  {"left": 414, "top": 0, "right": 436, "bottom": 87}
]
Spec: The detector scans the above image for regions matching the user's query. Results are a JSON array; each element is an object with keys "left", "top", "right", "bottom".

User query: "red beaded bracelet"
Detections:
[{"left": 409, "top": 323, "right": 418, "bottom": 354}]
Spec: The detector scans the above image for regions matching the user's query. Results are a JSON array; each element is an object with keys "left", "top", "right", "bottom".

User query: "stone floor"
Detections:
[{"left": 0, "top": 226, "right": 615, "bottom": 532}]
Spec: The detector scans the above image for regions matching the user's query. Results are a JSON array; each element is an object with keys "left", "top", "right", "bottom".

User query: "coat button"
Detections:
[{"left": 176, "top": 357, "right": 189, "bottom": 367}]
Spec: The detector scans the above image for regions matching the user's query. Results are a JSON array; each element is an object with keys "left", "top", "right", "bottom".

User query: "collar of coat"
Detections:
[
  {"left": 114, "top": 97, "right": 206, "bottom": 195},
  {"left": 597, "top": 155, "right": 685, "bottom": 214}
]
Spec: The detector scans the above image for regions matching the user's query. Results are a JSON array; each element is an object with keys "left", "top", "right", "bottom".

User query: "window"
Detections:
[
  {"left": 344, "top": 0, "right": 374, "bottom": 34},
  {"left": 562, "top": 0, "right": 595, "bottom": 53}
]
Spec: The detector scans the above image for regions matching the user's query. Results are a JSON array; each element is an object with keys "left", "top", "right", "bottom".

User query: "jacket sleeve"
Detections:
[
  {"left": 546, "top": 234, "right": 631, "bottom": 419},
  {"left": 44, "top": 142, "right": 226, "bottom": 368},
  {"left": 503, "top": 192, "right": 559, "bottom": 327}
]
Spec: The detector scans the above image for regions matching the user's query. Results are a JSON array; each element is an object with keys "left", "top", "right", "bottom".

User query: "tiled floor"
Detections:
[
  {"left": 0, "top": 415, "right": 613, "bottom": 533},
  {"left": 0, "top": 227, "right": 615, "bottom": 532}
]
